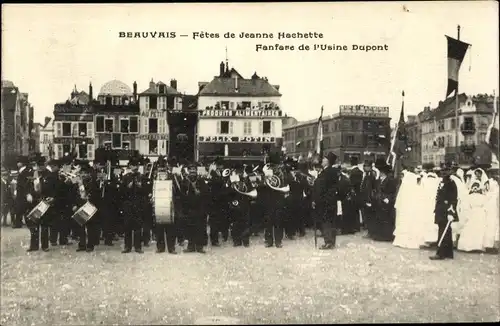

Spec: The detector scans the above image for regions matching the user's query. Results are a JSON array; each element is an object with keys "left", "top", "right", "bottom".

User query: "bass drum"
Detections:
[{"left": 153, "top": 179, "right": 175, "bottom": 224}]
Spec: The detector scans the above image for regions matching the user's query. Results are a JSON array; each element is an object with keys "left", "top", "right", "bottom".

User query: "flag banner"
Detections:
[
  {"left": 315, "top": 106, "right": 324, "bottom": 157},
  {"left": 387, "top": 91, "right": 406, "bottom": 169},
  {"left": 446, "top": 36, "right": 470, "bottom": 98}
]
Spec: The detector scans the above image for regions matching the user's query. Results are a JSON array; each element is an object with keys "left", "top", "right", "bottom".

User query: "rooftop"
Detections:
[{"left": 99, "top": 80, "right": 133, "bottom": 96}]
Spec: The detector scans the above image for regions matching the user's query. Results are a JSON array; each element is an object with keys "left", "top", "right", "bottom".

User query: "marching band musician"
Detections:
[
  {"left": 142, "top": 155, "right": 157, "bottom": 247},
  {"left": 25, "top": 158, "right": 51, "bottom": 252},
  {"left": 120, "top": 156, "right": 145, "bottom": 254},
  {"left": 208, "top": 157, "right": 229, "bottom": 246},
  {"left": 297, "top": 159, "right": 314, "bottom": 233},
  {"left": 74, "top": 161, "right": 100, "bottom": 252},
  {"left": 262, "top": 152, "right": 286, "bottom": 248},
  {"left": 312, "top": 152, "right": 341, "bottom": 250},
  {"left": 182, "top": 164, "right": 207, "bottom": 254},
  {"left": 13, "top": 156, "right": 31, "bottom": 229},
  {"left": 154, "top": 158, "right": 178, "bottom": 254},
  {"left": 227, "top": 163, "right": 252, "bottom": 247},
  {"left": 284, "top": 157, "right": 302, "bottom": 240}
]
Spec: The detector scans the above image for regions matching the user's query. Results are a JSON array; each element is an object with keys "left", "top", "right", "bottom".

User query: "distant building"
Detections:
[
  {"left": 419, "top": 94, "right": 496, "bottom": 167},
  {"left": 137, "top": 79, "right": 182, "bottom": 159},
  {"left": 32, "top": 122, "right": 41, "bottom": 153},
  {"left": 1, "top": 80, "right": 32, "bottom": 159},
  {"left": 196, "top": 61, "right": 283, "bottom": 162},
  {"left": 403, "top": 114, "right": 422, "bottom": 167},
  {"left": 53, "top": 85, "right": 95, "bottom": 160},
  {"left": 39, "top": 117, "right": 54, "bottom": 158},
  {"left": 283, "top": 105, "right": 391, "bottom": 163},
  {"left": 94, "top": 80, "right": 140, "bottom": 159}
]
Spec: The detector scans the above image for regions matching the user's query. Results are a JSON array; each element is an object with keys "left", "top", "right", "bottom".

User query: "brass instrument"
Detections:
[
  {"left": 263, "top": 163, "right": 290, "bottom": 193},
  {"left": 227, "top": 167, "right": 258, "bottom": 199},
  {"left": 292, "top": 170, "right": 316, "bottom": 187}
]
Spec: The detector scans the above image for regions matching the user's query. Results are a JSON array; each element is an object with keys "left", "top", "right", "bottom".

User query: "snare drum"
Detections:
[
  {"left": 72, "top": 201, "right": 98, "bottom": 226},
  {"left": 26, "top": 200, "right": 51, "bottom": 222}
]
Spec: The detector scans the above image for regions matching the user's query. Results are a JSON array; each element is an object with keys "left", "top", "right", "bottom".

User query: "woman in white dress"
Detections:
[
  {"left": 450, "top": 172, "right": 469, "bottom": 243},
  {"left": 393, "top": 171, "right": 423, "bottom": 249},
  {"left": 457, "top": 180, "right": 489, "bottom": 252},
  {"left": 421, "top": 172, "right": 440, "bottom": 245},
  {"left": 483, "top": 176, "right": 499, "bottom": 250}
]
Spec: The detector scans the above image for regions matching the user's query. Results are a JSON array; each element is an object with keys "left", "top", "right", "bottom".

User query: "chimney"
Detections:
[
  {"left": 89, "top": 82, "right": 93, "bottom": 101},
  {"left": 149, "top": 78, "right": 155, "bottom": 90},
  {"left": 44, "top": 116, "right": 51, "bottom": 128},
  {"left": 225, "top": 62, "right": 229, "bottom": 73},
  {"left": 219, "top": 61, "right": 225, "bottom": 77},
  {"left": 170, "top": 79, "right": 177, "bottom": 90},
  {"left": 133, "top": 81, "right": 137, "bottom": 101},
  {"left": 234, "top": 76, "right": 239, "bottom": 92}
]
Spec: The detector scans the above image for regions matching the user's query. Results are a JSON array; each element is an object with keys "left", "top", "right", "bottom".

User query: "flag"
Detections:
[
  {"left": 387, "top": 91, "right": 407, "bottom": 168},
  {"left": 485, "top": 94, "right": 499, "bottom": 166},
  {"left": 446, "top": 35, "right": 470, "bottom": 98},
  {"left": 314, "top": 106, "right": 324, "bottom": 157}
]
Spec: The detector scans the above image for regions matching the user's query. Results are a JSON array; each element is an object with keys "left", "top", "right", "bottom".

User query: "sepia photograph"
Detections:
[{"left": 1, "top": 2, "right": 499, "bottom": 324}]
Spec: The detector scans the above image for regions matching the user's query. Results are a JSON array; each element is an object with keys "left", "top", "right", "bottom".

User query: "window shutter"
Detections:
[
  {"left": 87, "top": 144, "right": 95, "bottom": 160},
  {"left": 259, "top": 121, "right": 264, "bottom": 134},
  {"left": 55, "top": 122, "right": 62, "bottom": 137},
  {"left": 229, "top": 121, "right": 234, "bottom": 134},
  {"left": 217, "top": 121, "right": 221, "bottom": 134},
  {"left": 145, "top": 97, "right": 149, "bottom": 110},
  {"left": 271, "top": 121, "right": 275, "bottom": 135},
  {"left": 144, "top": 140, "right": 149, "bottom": 155},
  {"left": 72, "top": 123, "right": 78, "bottom": 137},
  {"left": 159, "top": 119, "right": 165, "bottom": 134},
  {"left": 87, "top": 122, "right": 94, "bottom": 138},
  {"left": 143, "top": 118, "right": 149, "bottom": 134}
]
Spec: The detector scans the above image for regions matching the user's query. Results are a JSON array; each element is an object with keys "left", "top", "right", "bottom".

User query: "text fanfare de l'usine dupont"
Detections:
[{"left": 118, "top": 31, "right": 324, "bottom": 40}]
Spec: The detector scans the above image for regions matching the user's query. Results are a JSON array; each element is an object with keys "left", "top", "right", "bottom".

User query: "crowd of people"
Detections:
[{"left": 1, "top": 150, "right": 498, "bottom": 260}]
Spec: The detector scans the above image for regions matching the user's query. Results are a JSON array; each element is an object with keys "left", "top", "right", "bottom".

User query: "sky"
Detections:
[{"left": 2, "top": 2, "right": 498, "bottom": 125}]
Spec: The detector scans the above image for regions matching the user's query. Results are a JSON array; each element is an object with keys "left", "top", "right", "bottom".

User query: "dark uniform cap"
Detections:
[
  {"left": 17, "top": 155, "right": 29, "bottom": 165},
  {"left": 363, "top": 160, "right": 373, "bottom": 167},
  {"left": 326, "top": 152, "right": 337, "bottom": 165}
]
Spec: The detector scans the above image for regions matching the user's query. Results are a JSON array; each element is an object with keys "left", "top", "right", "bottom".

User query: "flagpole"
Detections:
[{"left": 455, "top": 25, "right": 461, "bottom": 164}]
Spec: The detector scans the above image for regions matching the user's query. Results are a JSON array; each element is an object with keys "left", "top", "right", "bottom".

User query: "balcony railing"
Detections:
[{"left": 460, "top": 122, "right": 476, "bottom": 135}]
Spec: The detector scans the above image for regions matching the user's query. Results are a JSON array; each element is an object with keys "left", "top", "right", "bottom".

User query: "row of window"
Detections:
[
  {"left": 286, "top": 120, "right": 386, "bottom": 139},
  {"left": 216, "top": 120, "right": 276, "bottom": 135},
  {"left": 141, "top": 96, "right": 176, "bottom": 110},
  {"left": 422, "top": 132, "right": 487, "bottom": 151},
  {"left": 53, "top": 144, "right": 95, "bottom": 160},
  {"left": 211, "top": 101, "right": 277, "bottom": 110},
  {"left": 423, "top": 116, "right": 490, "bottom": 134}
]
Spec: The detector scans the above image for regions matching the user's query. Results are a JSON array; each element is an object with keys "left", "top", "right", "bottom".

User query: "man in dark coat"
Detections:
[
  {"left": 121, "top": 157, "right": 145, "bottom": 253},
  {"left": 430, "top": 162, "right": 458, "bottom": 260},
  {"left": 182, "top": 164, "right": 207, "bottom": 253},
  {"left": 348, "top": 156, "right": 363, "bottom": 232},
  {"left": 372, "top": 158, "right": 398, "bottom": 241},
  {"left": 208, "top": 157, "right": 229, "bottom": 246},
  {"left": 312, "top": 152, "right": 341, "bottom": 250},
  {"left": 359, "top": 160, "right": 377, "bottom": 235},
  {"left": 13, "top": 156, "right": 31, "bottom": 228}
]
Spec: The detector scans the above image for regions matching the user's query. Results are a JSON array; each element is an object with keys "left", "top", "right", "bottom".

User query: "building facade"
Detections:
[
  {"left": 39, "top": 117, "right": 54, "bottom": 158},
  {"left": 137, "top": 79, "right": 182, "bottom": 158},
  {"left": 197, "top": 61, "right": 283, "bottom": 162},
  {"left": 1, "top": 80, "right": 33, "bottom": 160},
  {"left": 284, "top": 105, "right": 391, "bottom": 164},
  {"left": 94, "top": 80, "right": 140, "bottom": 159},
  {"left": 53, "top": 86, "right": 95, "bottom": 160},
  {"left": 420, "top": 94, "right": 496, "bottom": 167}
]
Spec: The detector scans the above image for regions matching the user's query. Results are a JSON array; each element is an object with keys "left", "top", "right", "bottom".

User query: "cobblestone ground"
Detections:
[{"left": 1, "top": 226, "right": 499, "bottom": 325}]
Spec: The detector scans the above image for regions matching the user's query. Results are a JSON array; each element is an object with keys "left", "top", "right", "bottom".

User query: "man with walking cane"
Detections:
[{"left": 430, "top": 162, "right": 459, "bottom": 260}]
